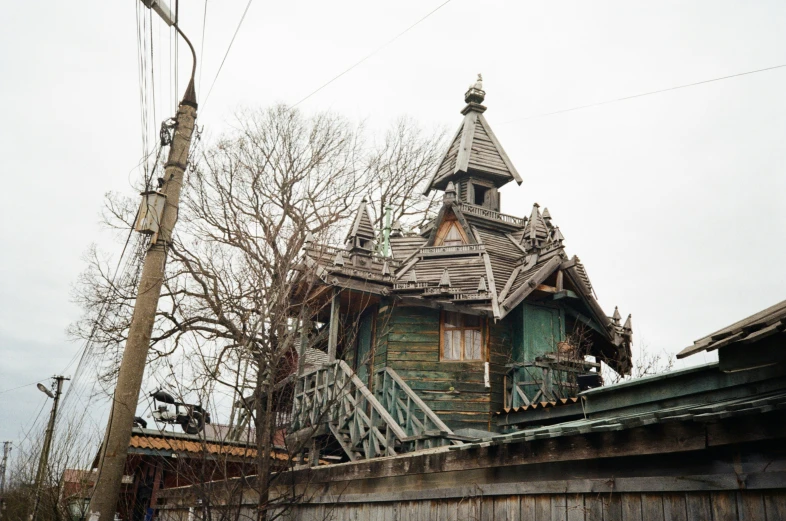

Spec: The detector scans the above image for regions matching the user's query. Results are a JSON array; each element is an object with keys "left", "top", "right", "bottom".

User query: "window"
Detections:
[
  {"left": 441, "top": 311, "right": 484, "bottom": 361},
  {"left": 473, "top": 184, "right": 489, "bottom": 206}
]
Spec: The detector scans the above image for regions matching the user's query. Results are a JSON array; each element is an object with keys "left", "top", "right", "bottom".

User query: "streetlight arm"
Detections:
[
  {"left": 141, "top": 0, "right": 176, "bottom": 26},
  {"left": 140, "top": 0, "right": 197, "bottom": 104}
]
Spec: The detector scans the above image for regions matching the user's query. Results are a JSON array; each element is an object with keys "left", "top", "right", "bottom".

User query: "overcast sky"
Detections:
[{"left": 1, "top": 1, "right": 785, "bottom": 447}]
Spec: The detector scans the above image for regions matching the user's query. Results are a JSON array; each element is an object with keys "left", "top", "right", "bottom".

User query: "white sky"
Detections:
[{"left": 1, "top": 1, "right": 785, "bottom": 444}]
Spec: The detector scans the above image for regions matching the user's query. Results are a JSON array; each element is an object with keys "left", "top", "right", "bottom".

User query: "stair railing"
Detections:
[
  {"left": 290, "top": 360, "right": 407, "bottom": 461},
  {"left": 374, "top": 367, "right": 461, "bottom": 450}
]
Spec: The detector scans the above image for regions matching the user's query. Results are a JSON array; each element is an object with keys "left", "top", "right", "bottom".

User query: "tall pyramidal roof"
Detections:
[
  {"left": 424, "top": 75, "right": 522, "bottom": 194},
  {"left": 345, "top": 197, "right": 375, "bottom": 244}
]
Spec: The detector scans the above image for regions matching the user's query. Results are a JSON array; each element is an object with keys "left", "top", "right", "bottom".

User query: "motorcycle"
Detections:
[{"left": 149, "top": 390, "right": 211, "bottom": 434}]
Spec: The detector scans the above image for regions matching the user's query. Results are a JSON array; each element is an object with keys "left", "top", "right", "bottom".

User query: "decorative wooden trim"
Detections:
[
  {"left": 460, "top": 203, "right": 525, "bottom": 227},
  {"left": 455, "top": 112, "right": 478, "bottom": 174}
]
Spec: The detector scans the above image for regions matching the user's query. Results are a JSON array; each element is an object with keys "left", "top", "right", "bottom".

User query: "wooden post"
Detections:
[
  {"left": 297, "top": 317, "right": 311, "bottom": 376},
  {"left": 327, "top": 289, "right": 340, "bottom": 362},
  {"left": 149, "top": 462, "right": 163, "bottom": 508}
]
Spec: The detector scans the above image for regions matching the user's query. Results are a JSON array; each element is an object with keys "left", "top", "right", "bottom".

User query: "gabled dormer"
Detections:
[{"left": 424, "top": 75, "right": 522, "bottom": 212}]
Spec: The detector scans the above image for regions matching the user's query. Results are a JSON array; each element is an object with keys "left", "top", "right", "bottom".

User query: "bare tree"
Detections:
[{"left": 68, "top": 104, "right": 445, "bottom": 519}]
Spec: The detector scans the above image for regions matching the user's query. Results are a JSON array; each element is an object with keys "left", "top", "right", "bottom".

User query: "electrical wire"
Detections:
[
  {"left": 201, "top": 0, "right": 254, "bottom": 108},
  {"left": 0, "top": 380, "right": 43, "bottom": 395},
  {"left": 198, "top": 0, "right": 208, "bottom": 96},
  {"left": 291, "top": 0, "right": 455, "bottom": 109},
  {"left": 501, "top": 63, "right": 786, "bottom": 124}
]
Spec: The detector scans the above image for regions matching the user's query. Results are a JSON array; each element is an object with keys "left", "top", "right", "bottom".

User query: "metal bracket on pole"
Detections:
[{"left": 141, "top": 0, "right": 176, "bottom": 26}]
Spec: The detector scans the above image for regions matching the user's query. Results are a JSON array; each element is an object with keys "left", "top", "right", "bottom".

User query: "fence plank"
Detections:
[
  {"left": 535, "top": 495, "right": 551, "bottom": 521},
  {"left": 602, "top": 494, "right": 622, "bottom": 521},
  {"left": 685, "top": 493, "right": 712, "bottom": 521},
  {"left": 584, "top": 495, "right": 603, "bottom": 521},
  {"left": 711, "top": 492, "right": 738, "bottom": 521},
  {"left": 763, "top": 492, "right": 786, "bottom": 521},
  {"left": 567, "top": 494, "right": 585, "bottom": 521},
  {"left": 521, "top": 495, "right": 537, "bottom": 521},
  {"left": 662, "top": 494, "right": 687, "bottom": 521},
  {"left": 480, "top": 496, "right": 494, "bottom": 521},
  {"left": 620, "top": 494, "right": 642, "bottom": 521},
  {"left": 641, "top": 494, "right": 664, "bottom": 520},
  {"left": 552, "top": 494, "right": 568, "bottom": 521},
  {"left": 737, "top": 492, "right": 765, "bottom": 521}
]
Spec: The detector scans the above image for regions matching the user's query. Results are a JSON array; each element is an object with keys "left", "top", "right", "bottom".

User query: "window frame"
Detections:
[{"left": 439, "top": 311, "right": 486, "bottom": 362}]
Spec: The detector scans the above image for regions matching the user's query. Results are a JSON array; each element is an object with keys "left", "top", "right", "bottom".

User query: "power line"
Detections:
[
  {"left": 291, "top": 0, "right": 455, "bottom": 109},
  {"left": 0, "top": 380, "right": 42, "bottom": 395},
  {"left": 198, "top": 0, "right": 209, "bottom": 96},
  {"left": 501, "top": 63, "right": 786, "bottom": 124},
  {"left": 202, "top": 0, "right": 255, "bottom": 108}
]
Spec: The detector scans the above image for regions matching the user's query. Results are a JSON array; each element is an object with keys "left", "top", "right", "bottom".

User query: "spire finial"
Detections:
[
  {"left": 463, "top": 73, "right": 486, "bottom": 108},
  {"left": 443, "top": 181, "right": 457, "bottom": 204}
]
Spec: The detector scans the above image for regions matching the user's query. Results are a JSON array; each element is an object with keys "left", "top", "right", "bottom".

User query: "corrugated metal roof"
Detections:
[{"left": 455, "top": 388, "right": 786, "bottom": 450}]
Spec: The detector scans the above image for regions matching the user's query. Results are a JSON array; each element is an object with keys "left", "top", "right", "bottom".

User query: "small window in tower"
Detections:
[
  {"left": 473, "top": 184, "right": 489, "bottom": 206},
  {"left": 358, "top": 238, "right": 371, "bottom": 249}
]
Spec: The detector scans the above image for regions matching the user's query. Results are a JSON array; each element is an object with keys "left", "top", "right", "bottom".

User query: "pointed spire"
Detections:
[
  {"left": 304, "top": 231, "right": 315, "bottom": 245},
  {"left": 333, "top": 250, "right": 345, "bottom": 267},
  {"left": 443, "top": 181, "right": 457, "bottom": 204},
  {"left": 346, "top": 197, "right": 375, "bottom": 251},
  {"left": 551, "top": 226, "right": 565, "bottom": 244},
  {"left": 612, "top": 306, "right": 621, "bottom": 325},
  {"left": 477, "top": 276, "right": 488, "bottom": 292},
  {"left": 542, "top": 207, "right": 552, "bottom": 228},
  {"left": 423, "top": 76, "right": 522, "bottom": 195},
  {"left": 439, "top": 268, "right": 451, "bottom": 288},
  {"left": 407, "top": 270, "right": 418, "bottom": 283},
  {"left": 523, "top": 203, "right": 549, "bottom": 248},
  {"left": 623, "top": 314, "right": 632, "bottom": 332}
]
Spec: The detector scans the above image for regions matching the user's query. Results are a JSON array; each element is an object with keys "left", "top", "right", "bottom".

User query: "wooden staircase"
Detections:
[{"left": 288, "top": 361, "right": 462, "bottom": 465}]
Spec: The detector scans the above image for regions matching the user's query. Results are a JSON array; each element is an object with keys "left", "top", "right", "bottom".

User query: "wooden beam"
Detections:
[
  {"left": 297, "top": 317, "right": 311, "bottom": 376},
  {"left": 327, "top": 289, "right": 340, "bottom": 362}
]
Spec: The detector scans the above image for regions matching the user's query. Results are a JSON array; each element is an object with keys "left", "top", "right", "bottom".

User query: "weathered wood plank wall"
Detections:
[
  {"left": 157, "top": 491, "right": 786, "bottom": 521},
  {"left": 278, "top": 491, "right": 784, "bottom": 521},
  {"left": 380, "top": 305, "right": 505, "bottom": 431}
]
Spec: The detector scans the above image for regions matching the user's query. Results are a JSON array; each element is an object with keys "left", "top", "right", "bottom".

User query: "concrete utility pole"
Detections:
[
  {"left": 87, "top": 3, "right": 198, "bottom": 520},
  {"left": 0, "top": 441, "right": 11, "bottom": 520},
  {"left": 30, "top": 376, "right": 68, "bottom": 521}
]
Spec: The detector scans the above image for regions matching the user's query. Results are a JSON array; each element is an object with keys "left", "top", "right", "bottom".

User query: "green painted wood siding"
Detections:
[
  {"left": 385, "top": 306, "right": 489, "bottom": 431},
  {"left": 512, "top": 302, "right": 565, "bottom": 363},
  {"left": 355, "top": 308, "right": 375, "bottom": 386}
]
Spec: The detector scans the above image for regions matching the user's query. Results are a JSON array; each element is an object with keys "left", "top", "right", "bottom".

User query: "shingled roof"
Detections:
[
  {"left": 297, "top": 77, "right": 633, "bottom": 373},
  {"left": 425, "top": 75, "right": 522, "bottom": 194}
]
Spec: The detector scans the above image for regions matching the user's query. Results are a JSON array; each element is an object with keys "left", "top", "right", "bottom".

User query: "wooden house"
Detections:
[
  {"left": 287, "top": 77, "right": 633, "bottom": 463},
  {"left": 153, "top": 81, "right": 786, "bottom": 521}
]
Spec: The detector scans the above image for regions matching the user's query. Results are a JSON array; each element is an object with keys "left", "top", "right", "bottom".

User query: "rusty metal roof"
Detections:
[
  {"left": 127, "top": 429, "right": 289, "bottom": 461},
  {"left": 496, "top": 397, "right": 579, "bottom": 415}
]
